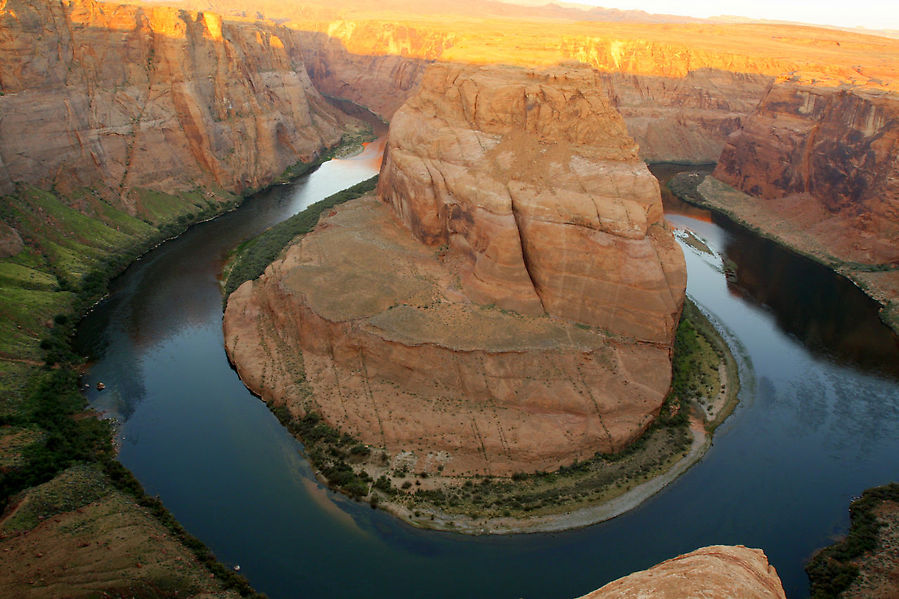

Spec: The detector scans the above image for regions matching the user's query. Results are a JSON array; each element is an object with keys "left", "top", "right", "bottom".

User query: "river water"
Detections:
[{"left": 75, "top": 153, "right": 899, "bottom": 598}]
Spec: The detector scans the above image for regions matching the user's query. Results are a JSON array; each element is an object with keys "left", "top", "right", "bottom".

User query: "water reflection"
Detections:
[
  {"left": 75, "top": 135, "right": 387, "bottom": 421},
  {"left": 721, "top": 224, "right": 899, "bottom": 379},
  {"left": 650, "top": 163, "right": 899, "bottom": 380}
]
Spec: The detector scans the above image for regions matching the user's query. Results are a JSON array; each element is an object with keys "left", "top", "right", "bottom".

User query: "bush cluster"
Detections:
[{"left": 806, "top": 482, "right": 899, "bottom": 597}]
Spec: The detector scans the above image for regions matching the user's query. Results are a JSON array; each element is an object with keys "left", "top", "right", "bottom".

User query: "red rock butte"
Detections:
[
  {"left": 379, "top": 63, "right": 686, "bottom": 343},
  {"left": 224, "top": 63, "right": 686, "bottom": 476}
]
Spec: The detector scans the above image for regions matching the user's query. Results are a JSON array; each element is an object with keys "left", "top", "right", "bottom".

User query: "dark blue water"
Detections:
[{"left": 75, "top": 158, "right": 899, "bottom": 598}]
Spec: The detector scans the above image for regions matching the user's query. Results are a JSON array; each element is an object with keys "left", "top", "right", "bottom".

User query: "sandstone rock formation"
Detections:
[
  {"left": 0, "top": 0, "right": 356, "bottom": 204},
  {"left": 714, "top": 82, "right": 899, "bottom": 266},
  {"left": 225, "top": 196, "right": 676, "bottom": 475},
  {"left": 224, "top": 64, "right": 685, "bottom": 476},
  {"left": 576, "top": 545, "right": 787, "bottom": 599},
  {"left": 278, "top": 9, "right": 899, "bottom": 165},
  {"left": 296, "top": 27, "right": 437, "bottom": 120},
  {"left": 379, "top": 64, "right": 686, "bottom": 343}
]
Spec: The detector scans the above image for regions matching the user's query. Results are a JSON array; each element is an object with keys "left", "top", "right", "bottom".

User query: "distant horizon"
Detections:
[{"left": 543, "top": 0, "right": 898, "bottom": 31}]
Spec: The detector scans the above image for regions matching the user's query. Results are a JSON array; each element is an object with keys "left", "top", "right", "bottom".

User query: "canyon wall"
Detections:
[
  {"left": 714, "top": 82, "right": 899, "bottom": 265},
  {"left": 0, "top": 0, "right": 355, "bottom": 204},
  {"left": 601, "top": 70, "right": 770, "bottom": 163},
  {"left": 378, "top": 64, "right": 686, "bottom": 343},
  {"left": 293, "top": 28, "right": 771, "bottom": 162},
  {"left": 577, "top": 545, "right": 786, "bottom": 599}
]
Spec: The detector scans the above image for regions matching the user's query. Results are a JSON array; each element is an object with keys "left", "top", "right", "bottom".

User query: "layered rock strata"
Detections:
[
  {"left": 0, "top": 0, "right": 355, "bottom": 202},
  {"left": 225, "top": 65, "right": 686, "bottom": 476},
  {"left": 577, "top": 545, "right": 787, "bottom": 599},
  {"left": 378, "top": 64, "right": 686, "bottom": 343},
  {"left": 295, "top": 31, "right": 770, "bottom": 162},
  {"left": 714, "top": 82, "right": 899, "bottom": 266},
  {"left": 601, "top": 70, "right": 771, "bottom": 163}
]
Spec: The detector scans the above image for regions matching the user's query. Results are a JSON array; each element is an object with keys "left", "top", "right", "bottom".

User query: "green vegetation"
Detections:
[
  {"left": 270, "top": 405, "right": 375, "bottom": 500},
  {"left": 0, "top": 128, "right": 376, "bottom": 594},
  {"left": 0, "top": 463, "right": 113, "bottom": 534},
  {"left": 806, "top": 482, "right": 899, "bottom": 597},
  {"left": 223, "top": 175, "right": 379, "bottom": 296},
  {"left": 103, "top": 460, "right": 265, "bottom": 597},
  {"left": 0, "top": 181, "right": 260, "bottom": 596}
]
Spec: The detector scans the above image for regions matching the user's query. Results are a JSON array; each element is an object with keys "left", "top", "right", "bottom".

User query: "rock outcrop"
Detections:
[
  {"left": 379, "top": 64, "right": 686, "bottom": 343},
  {"left": 225, "top": 196, "right": 676, "bottom": 475},
  {"left": 0, "top": 0, "right": 355, "bottom": 203},
  {"left": 295, "top": 27, "right": 438, "bottom": 120},
  {"left": 714, "top": 82, "right": 899, "bottom": 266},
  {"left": 224, "top": 64, "right": 685, "bottom": 476},
  {"left": 0, "top": 222, "right": 23, "bottom": 258},
  {"left": 577, "top": 545, "right": 787, "bottom": 599},
  {"left": 286, "top": 14, "right": 899, "bottom": 164}
]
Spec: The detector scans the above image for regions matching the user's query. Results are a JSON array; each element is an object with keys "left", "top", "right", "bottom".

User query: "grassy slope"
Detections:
[
  {"left": 0, "top": 126, "right": 374, "bottom": 595},
  {"left": 0, "top": 182, "right": 266, "bottom": 597}
]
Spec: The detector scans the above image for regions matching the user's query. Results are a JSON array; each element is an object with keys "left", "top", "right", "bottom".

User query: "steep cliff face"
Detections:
[
  {"left": 602, "top": 69, "right": 771, "bottom": 163},
  {"left": 714, "top": 83, "right": 899, "bottom": 265},
  {"left": 0, "top": 0, "right": 355, "bottom": 203},
  {"left": 294, "top": 30, "right": 769, "bottom": 162},
  {"left": 378, "top": 64, "right": 686, "bottom": 343},
  {"left": 224, "top": 64, "right": 685, "bottom": 476},
  {"left": 577, "top": 545, "right": 787, "bottom": 599},
  {"left": 295, "top": 26, "right": 439, "bottom": 120}
]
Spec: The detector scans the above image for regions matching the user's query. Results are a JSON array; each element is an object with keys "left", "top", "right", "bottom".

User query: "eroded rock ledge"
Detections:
[
  {"left": 714, "top": 82, "right": 899, "bottom": 267},
  {"left": 577, "top": 545, "right": 787, "bottom": 599},
  {"left": 704, "top": 81, "right": 899, "bottom": 330},
  {"left": 224, "top": 64, "right": 685, "bottom": 477}
]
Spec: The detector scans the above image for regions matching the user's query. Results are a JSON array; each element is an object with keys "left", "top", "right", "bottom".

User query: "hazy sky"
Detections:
[{"left": 575, "top": 0, "right": 898, "bottom": 30}]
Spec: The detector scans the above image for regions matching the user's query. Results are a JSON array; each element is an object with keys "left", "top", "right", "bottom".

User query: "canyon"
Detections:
[
  {"left": 2, "top": 0, "right": 899, "bottom": 596},
  {"left": 703, "top": 81, "right": 899, "bottom": 330}
]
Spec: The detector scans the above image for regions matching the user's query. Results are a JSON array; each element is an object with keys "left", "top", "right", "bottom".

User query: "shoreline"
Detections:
[
  {"left": 0, "top": 124, "right": 372, "bottom": 598},
  {"left": 377, "top": 420, "right": 712, "bottom": 535},
  {"left": 243, "top": 291, "right": 743, "bottom": 535},
  {"left": 220, "top": 179, "right": 743, "bottom": 537},
  {"left": 670, "top": 173, "right": 899, "bottom": 336}
]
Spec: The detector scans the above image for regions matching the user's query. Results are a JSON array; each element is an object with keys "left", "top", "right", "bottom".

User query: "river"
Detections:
[{"left": 75, "top": 153, "right": 899, "bottom": 598}]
